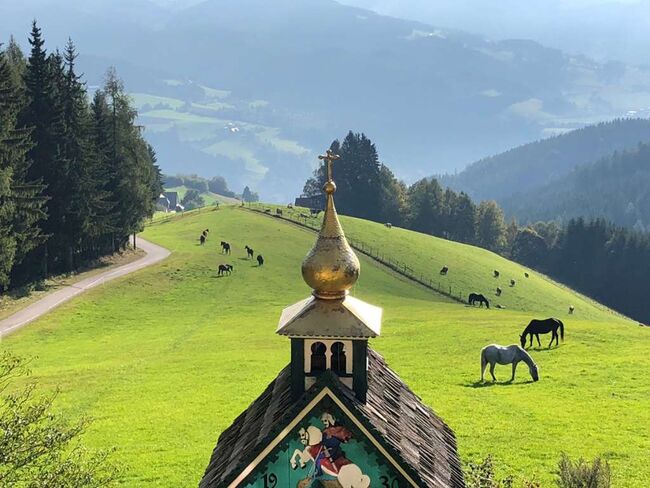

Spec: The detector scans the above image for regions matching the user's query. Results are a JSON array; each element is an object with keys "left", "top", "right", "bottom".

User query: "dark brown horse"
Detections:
[
  {"left": 520, "top": 318, "right": 564, "bottom": 349},
  {"left": 257, "top": 254, "right": 264, "bottom": 266},
  {"left": 469, "top": 293, "right": 490, "bottom": 308}
]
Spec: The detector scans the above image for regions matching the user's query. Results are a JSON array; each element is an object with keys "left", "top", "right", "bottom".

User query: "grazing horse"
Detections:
[
  {"left": 510, "top": 279, "right": 516, "bottom": 287},
  {"left": 244, "top": 245, "right": 254, "bottom": 259},
  {"left": 481, "top": 344, "right": 539, "bottom": 382},
  {"left": 569, "top": 305, "right": 575, "bottom": 315},
  {"left": 496, "top": 287, "right": 502, "bottom": 296},
  {"left": 384, "top": 222, "right": 392, "bottom": 228},
  {"left": 257, "top": 254, "right": 264, "bottom": 266},
  {"left": 493, "top": 270, "right": 500, "bottom": 278},
  {"left": 440, "top": 266, "right": 449, "bottom": 275},
  {"left": 199, "top": 234, "right": 206, "bottom": 245},
  {"left": 221, "top": 242, "right": 231, "bottom": 254},
  {"left": 524, "top": 272, "right": 529, "bottom": 278},
  {"left": 520, "top": 318, "right": 565, "bottom": 349},
  {"left": 218, "top": 264, "right": 233, "bottom": 276},
  {"left": 468, "top": 293, "right": 490, "bottom": 308}
]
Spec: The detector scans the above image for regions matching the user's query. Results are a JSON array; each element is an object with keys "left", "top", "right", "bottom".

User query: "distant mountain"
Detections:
[
  {"left": 502, "top": 142, "right": 650, "bottom": 232},
  {"left": 339, "top": 0, "right": 650, "bottom": 64},
  {"left": 442, "top": 118, "right": 650, "bottom": 200},
  {"left": 4, "top": 0, "right": 650, "bottom": 200}
]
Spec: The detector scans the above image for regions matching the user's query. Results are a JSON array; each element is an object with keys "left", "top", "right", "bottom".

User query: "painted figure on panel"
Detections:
[{"left": 290, "top": 412, "right": 370, "bottom": 488}]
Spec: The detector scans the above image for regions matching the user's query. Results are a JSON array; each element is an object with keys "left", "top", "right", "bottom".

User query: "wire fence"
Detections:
[{"left": 245, "top": 203, "right": 465, "bottom": 304}]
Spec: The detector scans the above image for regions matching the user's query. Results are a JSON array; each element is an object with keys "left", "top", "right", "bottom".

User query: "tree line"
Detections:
[
  {"left": 302, "top": 131, "right": 513, "bottom": 252},
  {"left": 0, "top": 23, "right": 161, "bottom": 290},
  {"left": 161, "top": 174, "right": 259, "bottom": 209},
  {"left": 162, "top": 173, "right": 236, "bottom": 198},
  {"left": 302, "top": 131, "right": 650, "bottom": 323}
]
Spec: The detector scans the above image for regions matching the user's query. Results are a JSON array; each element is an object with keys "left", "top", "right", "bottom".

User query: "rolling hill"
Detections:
[
  {"left": 165, "top": 185, "right": 239, "bottom": 206},
  {"left": 2, "top": 206, "right": 648, "bottom": 487}
]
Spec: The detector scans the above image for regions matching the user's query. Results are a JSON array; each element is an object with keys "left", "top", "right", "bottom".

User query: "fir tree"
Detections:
[
  {"left": 476, "top": 200, "right": 507, "bottom": 252},
  {"left": 0, "top": 48, "right": 46, "bottom": 288}
]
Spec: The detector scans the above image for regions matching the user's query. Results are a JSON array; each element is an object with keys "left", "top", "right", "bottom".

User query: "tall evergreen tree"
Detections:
[
  {"left": 406, "top": 178, "right": 444, "bottom": 236},
  {"left": 451, "top": 192, "right": 477, "bottom": 244},
  {"left": 102, "top": 67, "right": 159, "bottom": 249},
  {"left": 0, "top": 47, "right": 46, "bottom": 288},
  {"left": 303, "top": 133, "right": 402, "bottom": 224},
  {"left": 476, "top": 200, "right": 507, "bottom": 252}
]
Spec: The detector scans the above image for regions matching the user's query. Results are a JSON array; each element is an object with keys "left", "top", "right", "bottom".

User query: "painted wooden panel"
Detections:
[{"left": 239, "top": 395, "right": 409, "bottom": 488}]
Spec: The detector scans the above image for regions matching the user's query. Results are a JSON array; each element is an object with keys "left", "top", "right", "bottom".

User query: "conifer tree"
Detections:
[
  {"left": 0, "top": 48, "right": 46, "bottom": 288},
  {"left": 476, "top": 200, "right": 508, "bottom": 252}
]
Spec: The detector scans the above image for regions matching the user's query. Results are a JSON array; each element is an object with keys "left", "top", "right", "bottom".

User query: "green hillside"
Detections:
[
  {"left": 252, "top": 204, "right": 624, "bottom": 322},
  {"left": 165, "top": 185, "right": 239, "bottom": 205},
  {"left": 2, "top": 207, "right": 648, "bottom": 487}
]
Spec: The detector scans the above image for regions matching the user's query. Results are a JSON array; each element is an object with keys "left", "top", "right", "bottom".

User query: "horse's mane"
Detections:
[{"left": 517, "top": 346, "right": 536, "bottom": 365}]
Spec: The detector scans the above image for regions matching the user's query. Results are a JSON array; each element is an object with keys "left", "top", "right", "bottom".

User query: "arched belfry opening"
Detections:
[
  {"left": 331, "top": 341, "right": 347, "bottom": 374},
  {"left": 310, "top": 342, "right": 327, "bottom": 373}
]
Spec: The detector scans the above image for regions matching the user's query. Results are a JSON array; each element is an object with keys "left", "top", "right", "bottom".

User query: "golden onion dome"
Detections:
[{"left": 301, "top": 150, "right": 360, "bottom": 299}]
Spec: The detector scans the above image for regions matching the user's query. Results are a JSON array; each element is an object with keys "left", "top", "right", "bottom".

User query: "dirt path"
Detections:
[{"left": 0, "top": 238, "right": 170, "bottom": 338}]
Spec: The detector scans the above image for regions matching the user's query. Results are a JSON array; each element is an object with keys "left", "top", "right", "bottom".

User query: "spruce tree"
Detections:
[
  {"left": 476, "top": 200, "right": 507, "bottom": 252},
  {"left": 0, "top": 48, "right": 46, "bottom": 288}
]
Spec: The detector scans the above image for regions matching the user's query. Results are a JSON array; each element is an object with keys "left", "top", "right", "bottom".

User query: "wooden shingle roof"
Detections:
[{"left": 199, "top": 349, "right": 464, "bottom": 487}]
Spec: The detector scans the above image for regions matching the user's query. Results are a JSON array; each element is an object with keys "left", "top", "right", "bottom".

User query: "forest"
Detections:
[
  {"left": 0, "top": 23, "right": 161, "bottom": 290},
  {"left": 503, "top": 143, "right": 650, "bottom": 231},
  {"left": 303, "top": 131, "right": 650, "bottom": 323}
]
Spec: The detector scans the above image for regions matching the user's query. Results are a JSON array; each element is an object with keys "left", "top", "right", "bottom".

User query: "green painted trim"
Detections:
[
  {"left": 290, "top": 338, "right": 304, "bottom": 397},
  {"left": 353, "top": 340, "right": 368, "bottom": 403}
]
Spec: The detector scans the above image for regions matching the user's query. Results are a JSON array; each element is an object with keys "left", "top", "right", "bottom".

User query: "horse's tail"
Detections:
[{"left": 558, "top": 319, "right": 564, "bottom": 341}]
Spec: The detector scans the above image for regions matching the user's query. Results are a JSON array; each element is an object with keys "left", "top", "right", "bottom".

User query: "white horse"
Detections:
[
  {"left": 480, "top": 344, "right": 539, "bottom": 383},
  {"left": 290, "top": 426, "right": 370, "bottom": 488}
]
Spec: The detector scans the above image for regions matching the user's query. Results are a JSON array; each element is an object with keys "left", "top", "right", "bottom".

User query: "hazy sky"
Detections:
[{"left": 337, "top": 0, "right": 649, "bottom": 63}]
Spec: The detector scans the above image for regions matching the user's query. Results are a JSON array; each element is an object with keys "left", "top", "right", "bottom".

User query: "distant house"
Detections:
[
  {"left": 156, "top": 191, "right": 180, "bottom": 212},
  {"left": 294, "top": 194, "right": 324, "bottom": 210}
]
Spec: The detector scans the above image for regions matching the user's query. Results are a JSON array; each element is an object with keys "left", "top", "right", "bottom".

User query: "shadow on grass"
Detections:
[
  {"left": 463, "top": 379, "right": 537, "bottom": 388},
  {"left": 524, "top": 346, "right": 561, "bottom": 353}
]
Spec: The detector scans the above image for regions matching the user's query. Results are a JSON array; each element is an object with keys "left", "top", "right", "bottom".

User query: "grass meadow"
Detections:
[{"left": 2, "top": 206, "right": 649, "bottom": 486}]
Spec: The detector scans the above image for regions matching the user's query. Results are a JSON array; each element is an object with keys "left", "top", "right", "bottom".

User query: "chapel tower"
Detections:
[
  {"left": 277, "top": 150, "right": 381, "bottom": 402},
  {"left": 200, "top": 149, "right": 464, "bottom": 488}
]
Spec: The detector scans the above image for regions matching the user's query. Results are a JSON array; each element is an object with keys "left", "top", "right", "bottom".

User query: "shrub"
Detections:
[
  {"left": 0, "top": 352, "right": 119, "bottom": 486},
  {"left": 465, "top": 455, "right": 515, "bottom": 488},
  {"left": 556, "top": 453, "right": 611, "bottom": 488}
]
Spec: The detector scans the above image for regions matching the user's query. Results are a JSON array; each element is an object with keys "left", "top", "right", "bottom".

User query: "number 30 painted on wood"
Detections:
[{"left": 380, "top": 475, "right": 400, "bottom": 488}]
